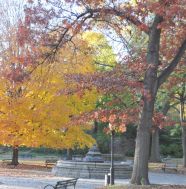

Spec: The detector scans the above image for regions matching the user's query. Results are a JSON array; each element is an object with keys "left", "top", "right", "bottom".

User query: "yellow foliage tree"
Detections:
[{"left": 0, "top": 32, "right": 99, "bottom": 164}]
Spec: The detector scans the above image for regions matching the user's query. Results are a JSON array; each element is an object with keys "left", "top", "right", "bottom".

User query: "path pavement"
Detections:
[{"left": 0, "top": 172, "right": 185, "bottom": 188}]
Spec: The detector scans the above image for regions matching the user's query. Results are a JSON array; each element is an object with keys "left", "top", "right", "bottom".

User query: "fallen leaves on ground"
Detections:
[{"left": 0, "top": 163, "right": 53, "bottom": 178}]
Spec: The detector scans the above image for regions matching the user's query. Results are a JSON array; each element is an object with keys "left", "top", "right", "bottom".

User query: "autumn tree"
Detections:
[
  {"left": 24, "top": 0, "right": 186, "bottom": 184},
  {"left": 0, "top": 33, "right": 102, "bottom": 162},
  {"left": 0, "top": 38, "right": 97, "bottom": 165},
  {"left": 0, "top": 0, "right": 34, "bottom": 165},
  {"left": 0, "top": 0, "right": 97, "bottom": 163}
]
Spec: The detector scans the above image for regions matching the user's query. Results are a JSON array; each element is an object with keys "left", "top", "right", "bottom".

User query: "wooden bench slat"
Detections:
[
  {"left": 45, "top": 159, "right": 58, "bottom": 168},
  {"left": 162, "top": 161, "right": 178, "bottom": 172}
]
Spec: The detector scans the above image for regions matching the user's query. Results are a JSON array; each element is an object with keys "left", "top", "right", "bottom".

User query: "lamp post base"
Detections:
[{"left": 110, "top": 167, "right": 114, "bottom": 185}]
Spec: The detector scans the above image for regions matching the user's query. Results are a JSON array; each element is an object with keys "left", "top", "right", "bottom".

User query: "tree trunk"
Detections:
[
  {"left": 131, "top": 98, "right": 155, "bottom": 185},
  {"left": 150, "top": 127, "right": 161, "bottom": 162},
  {"left": 180, "top": 101, "right": 186, "bottom": 167},
  {"left": 93, "top": 120, "right": 98, "bottom": 134},
  {"left": 66, "top": 148, "right": 72, "bottom": 160},
  {"left": 11, "top": 146, "right": 19, "bottom": 166},
  {"left": 131, "top": 15, "right": 162, "bottom": 185}
]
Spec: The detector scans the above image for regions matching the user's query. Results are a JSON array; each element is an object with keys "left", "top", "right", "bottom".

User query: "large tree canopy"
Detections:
[{"left": 21, "top": 0, "right": 186, "bottom": 185}]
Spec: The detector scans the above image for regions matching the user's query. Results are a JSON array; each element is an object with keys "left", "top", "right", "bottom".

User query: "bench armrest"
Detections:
[{"left": 43, "top": 184, "right": 55, "bottom": 189}]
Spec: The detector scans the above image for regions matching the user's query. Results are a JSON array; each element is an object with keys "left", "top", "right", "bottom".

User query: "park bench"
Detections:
[
  {"left": 45, "top": 159, "right": 57, "bottom": 168},
  {"left": 162, "top": 161, "right": 178, "bottom": 172},
  {"left": 2, "top": 159, "right": 12, "bottom": 164},
  {"left": 44, "top": 178, "right": 78, "bottom": 189}
]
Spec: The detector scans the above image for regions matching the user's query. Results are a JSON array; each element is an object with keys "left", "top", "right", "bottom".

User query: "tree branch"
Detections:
[
  {"left": 87, "top": 7, "right": 149, "bottom": 34},
  {"left": 171, "top": 105, "right": 180, "bottom": 114},
  {"left": 170, "top": 101, "right": 179, "bottom": 108},
  {"left": 112, "top": 94, "right": 128, "bottom": 108},
  {"left": 94, "top": 61, "right": 114, "bottom": 68},
  {"left": 158, "top": 39, "right": 186, "bottom": 87}
]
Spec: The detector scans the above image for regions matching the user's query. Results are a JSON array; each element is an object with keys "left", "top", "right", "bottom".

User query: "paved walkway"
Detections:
[{"left": 0, "top": 172, "right": 185, "bottom": 188}]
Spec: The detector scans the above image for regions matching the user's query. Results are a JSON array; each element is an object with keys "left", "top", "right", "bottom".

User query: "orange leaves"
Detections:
[
  {"left": 104, "top": 122, "right": 126, "bottom": 134},
  {"left": 63, "top": 63, "right": 145, "bottom": 96},
  {"left": 152, "top": 112, "right": 176, "bottom": 129},
  {"left": 119, "top": 124, "right": 127, "bottom": 132},
  {"left": 138, "top": 23, "right": 149, "bottom": 33},
  {"left": 75, "top": 107, "right": 139, "bottom": 133},
  {"left": 63, "top": 20, "right": 72, "bottom": 30},
  {"left": 17, "top": 20, "right": 30, "bottom": 47},
  {"left": 109, "top": 114, "right": 117, "bottom": 124}
]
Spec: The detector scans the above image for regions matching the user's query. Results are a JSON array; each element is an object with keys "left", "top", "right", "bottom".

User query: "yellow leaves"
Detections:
[
  {"left": 82, "top": 31, "right": 116, "bottom": 71},
  {"left": 25, "top": 91, "right": 34, "bottom": 98},
  {"left": 0, "top": 31, "right": 102, "bottom": 150},
  {"left": 83, "top": 31, "right": 104, "bottom": 46},
  {"left": 60, "top": 127, "right": 95, "bottom": 149},
  {"left": 130, "top": 0, "right": 137, "bottom": 6},
  {"left": 67, "top": 88, "right": 97, "bottom": 115}
]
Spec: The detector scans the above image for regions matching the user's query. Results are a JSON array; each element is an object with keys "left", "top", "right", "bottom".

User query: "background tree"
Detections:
[
  {"left": 0, "top": 28, "right": 100, "bottom": 165},
  {"left": 0, "top": 0, "right": 36, "bottom": 165},
  {"left": 150, "top": 100, "right": 170, "bottom": 162},
  {"left": 164, "top": 71, "right": 186, "bottom": 166}
]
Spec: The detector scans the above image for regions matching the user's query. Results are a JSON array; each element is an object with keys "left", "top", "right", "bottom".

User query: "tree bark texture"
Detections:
[
  {"left": 11, "top": 146, "right": 19, "bottom": 166},
  {"left": 131, "top": 15, "right": 162, "bottom": 185},
  {"left": 150, "top": 128, "right": 161, "bottom": 162},
  {"left": 131, "top": 98, "right": 155, "bottom": 185}
]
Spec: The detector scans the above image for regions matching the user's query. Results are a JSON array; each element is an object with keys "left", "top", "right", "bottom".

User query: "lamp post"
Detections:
[{"left": 110, "top": 126, "right": 115, "bottom": 185}]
